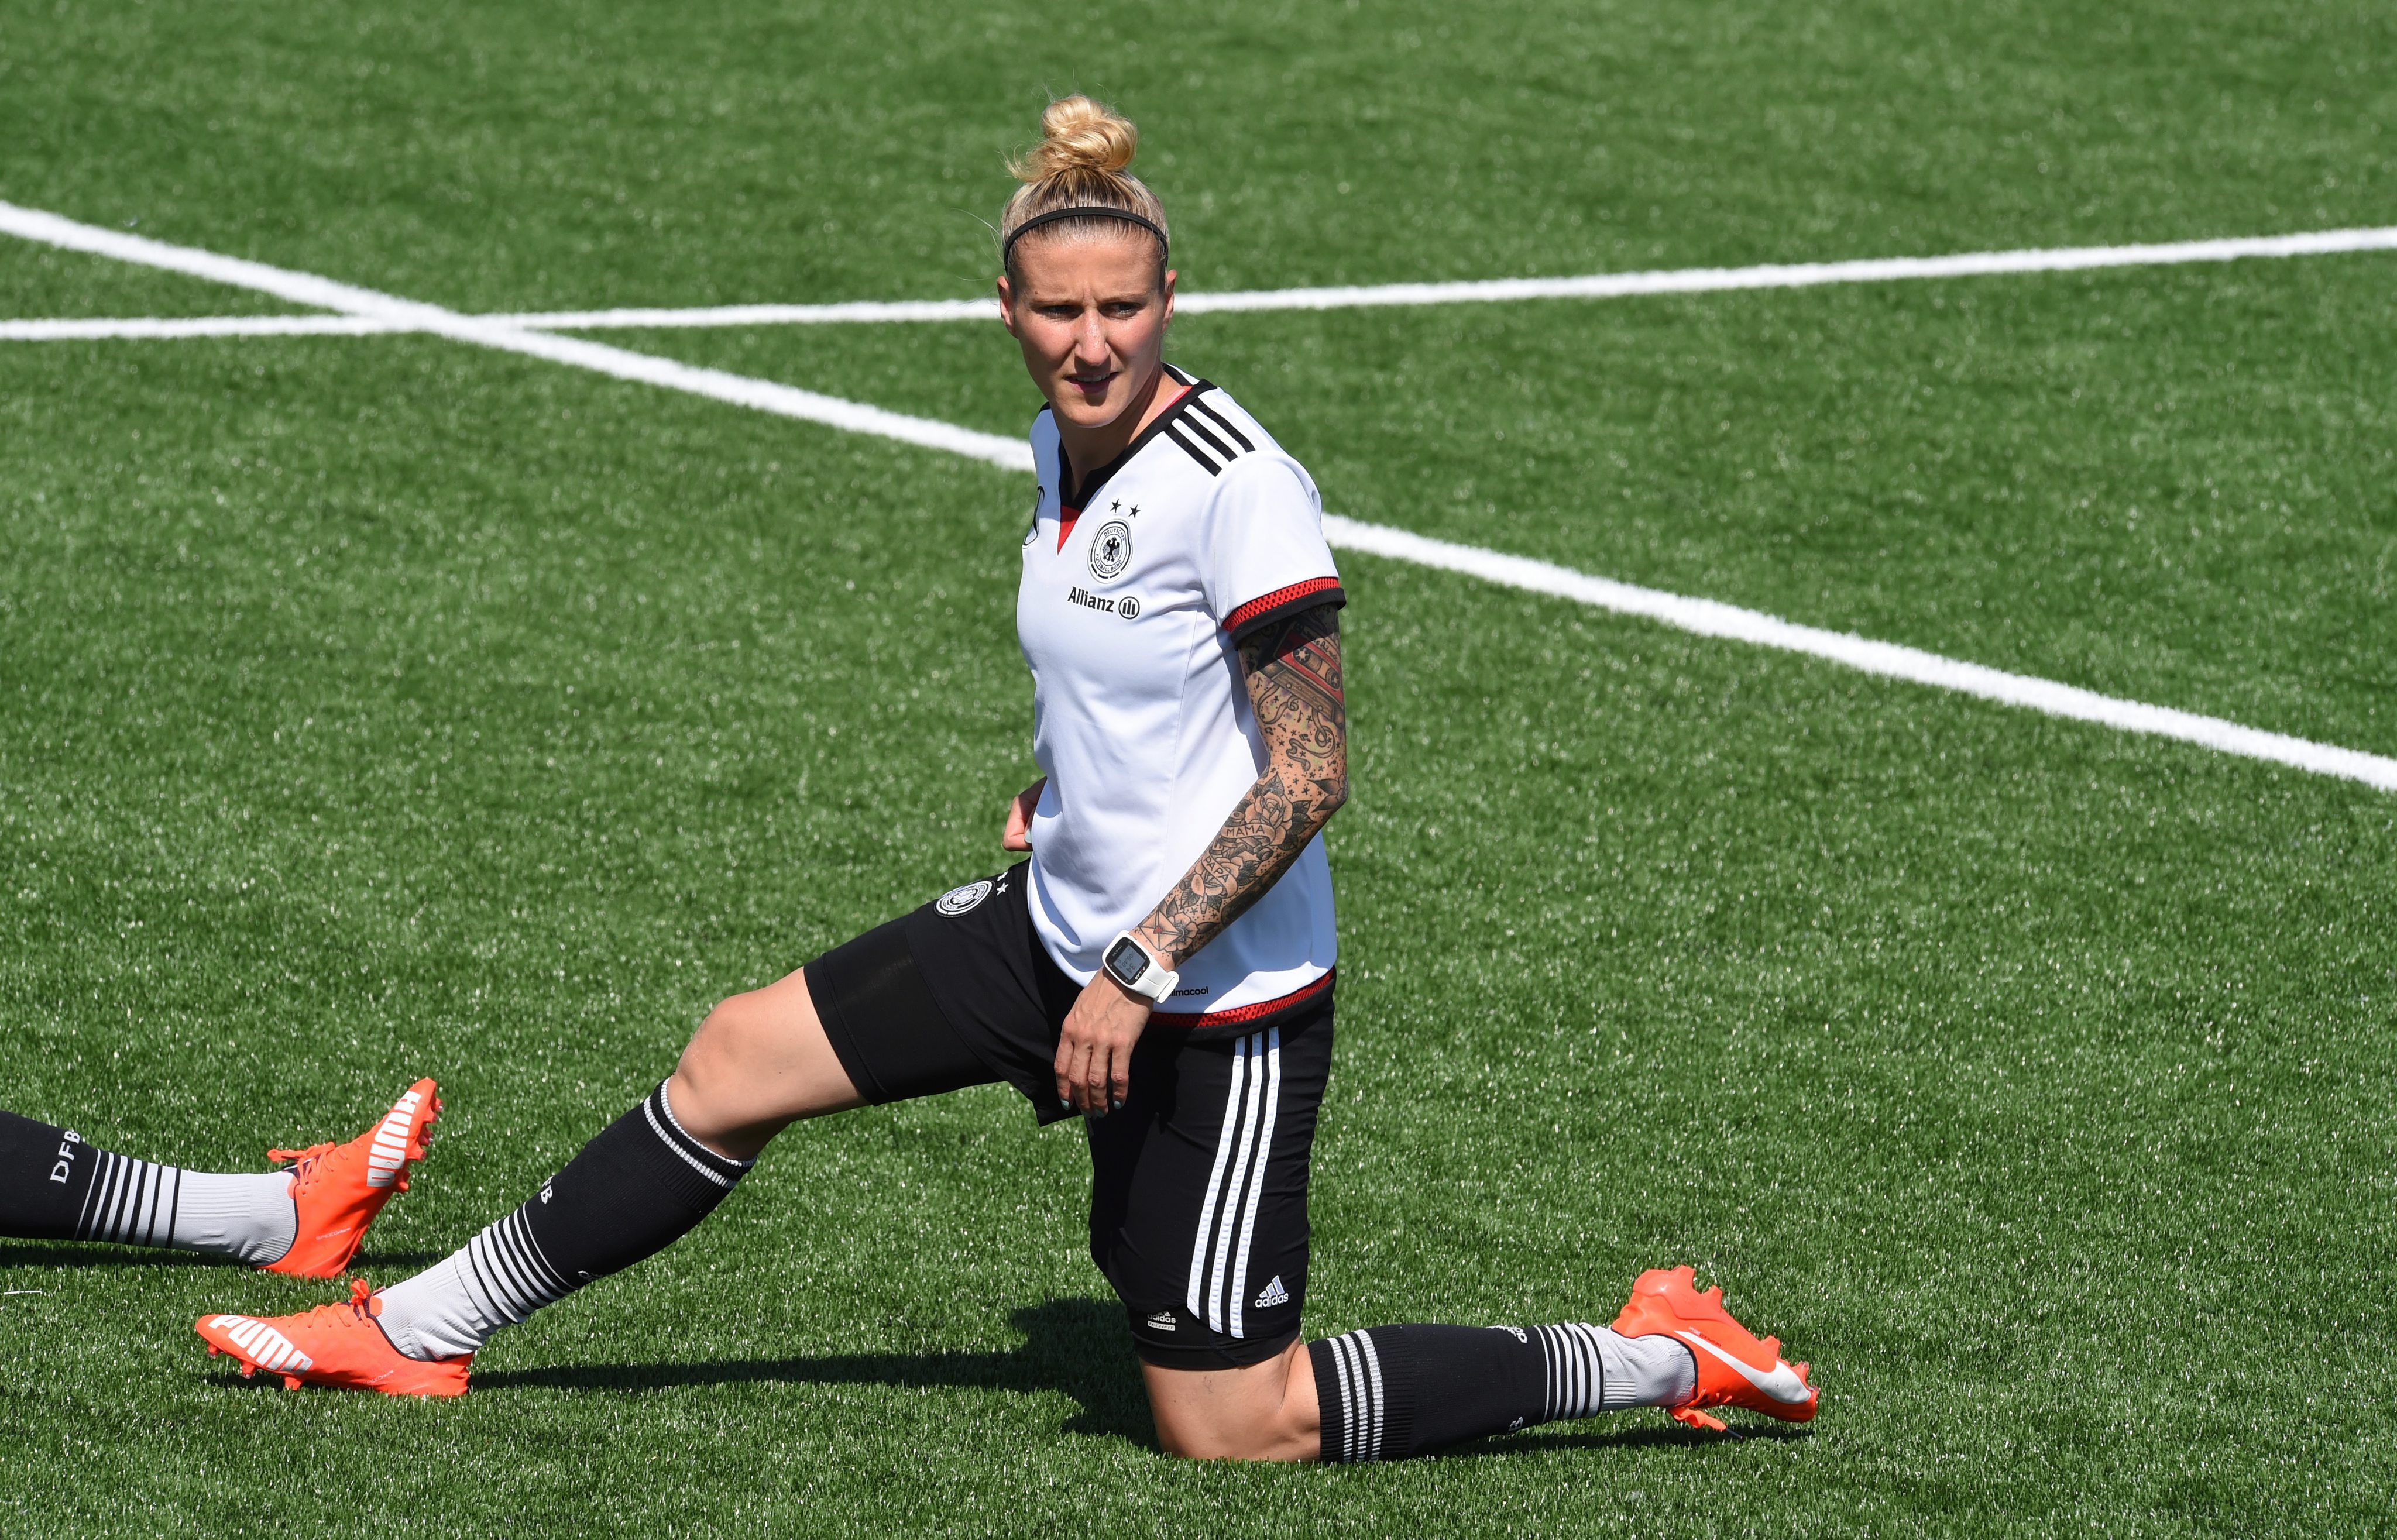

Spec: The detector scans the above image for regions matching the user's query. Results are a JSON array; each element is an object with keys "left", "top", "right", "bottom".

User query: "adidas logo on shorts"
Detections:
[
  {"left": 1254, "top": 1276, "right": 1290, "bottom": 1309},
  {"left": 1146, "top": 1311, "right": 1177, "bottom": 1332}
]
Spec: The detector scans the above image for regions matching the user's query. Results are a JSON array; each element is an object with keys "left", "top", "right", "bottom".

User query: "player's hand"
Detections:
[
  {"left": 1002, "top": 778, "right": 1046, "bottom": 851},
  {"left": 1054, "top": 971, "right": 1149, "bottom": 1116}
]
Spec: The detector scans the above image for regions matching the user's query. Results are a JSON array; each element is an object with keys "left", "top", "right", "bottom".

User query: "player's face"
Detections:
[{"left": 998, "top": 233, "right": 1176, "bottom": 433}]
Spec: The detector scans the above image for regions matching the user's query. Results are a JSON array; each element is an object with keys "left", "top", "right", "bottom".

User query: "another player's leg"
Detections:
[
  {"left": 195, "top": 964, "right": 874, "bottom": 1394},
  {"left": 0, "top": 1081, "right": 436, "bottom": 1276},
  {"left": 1145, "top": 1269, "right": 1815, "bottom": 1461}
]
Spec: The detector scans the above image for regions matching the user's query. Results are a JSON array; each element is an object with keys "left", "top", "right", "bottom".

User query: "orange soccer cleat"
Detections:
[
  {"left": 197, "top": 1278, "right": 471, "bottom": 1397},
  {"left": 260, "top": 1078, "right": 440, "bottom": 1278},
  {"left": 1612, "top": 1264, "right": 1819, "bottom": 1432}
]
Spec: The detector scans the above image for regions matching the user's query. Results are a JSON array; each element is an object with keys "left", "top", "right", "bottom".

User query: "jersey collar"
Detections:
[{"left": 1055, "top": 364, "right": 1210, "bottom": 511}]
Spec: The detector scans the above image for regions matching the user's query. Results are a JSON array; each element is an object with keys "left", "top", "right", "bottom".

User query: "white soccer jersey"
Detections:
[{"left": 1018, "top": 365, "right": 1344, "bottom": 1031}]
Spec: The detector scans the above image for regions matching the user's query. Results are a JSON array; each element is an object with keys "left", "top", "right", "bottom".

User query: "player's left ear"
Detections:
[{"left": 996, "top": 275, "right": 1021, "bottom": 338}]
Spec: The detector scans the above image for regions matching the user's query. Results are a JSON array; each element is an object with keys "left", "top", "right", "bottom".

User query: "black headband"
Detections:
[{"left": 1001, "top": 206, "right": 1169, "bottom": 270}]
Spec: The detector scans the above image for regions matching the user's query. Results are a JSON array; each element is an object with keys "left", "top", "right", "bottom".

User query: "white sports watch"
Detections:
[{"left": 1101, "top": 932, "right": 1179, "bottom": 1003}]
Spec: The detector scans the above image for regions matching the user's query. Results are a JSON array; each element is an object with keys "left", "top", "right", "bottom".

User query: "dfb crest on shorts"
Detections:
[
  {"left": 1088, "top": 520, "right": 1132, "bottom": 580},
  {"left": 936, "top": 879, "right": 993, "bottom": 916}
]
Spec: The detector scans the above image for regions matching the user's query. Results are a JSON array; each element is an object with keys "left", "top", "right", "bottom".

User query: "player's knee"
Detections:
[
  {"left": 676, "top": 990, "right": 775, "bottom": 1101},
  {"left": 1152, "top": 1401, "right": 1310, "bottom": 1463}
]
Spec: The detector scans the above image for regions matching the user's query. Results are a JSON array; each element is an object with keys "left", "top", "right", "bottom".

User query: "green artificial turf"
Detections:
[
  {"left": 2, "top": 336, "right": 2390, "bottom": 1536},
  {"left": 4, "top": 1, "right": 2396, "bottom": 1535},
  {"left": 626, "top": 247, "right": 2397, "bottom": 756},
  {"left": 2, "top": 0, "right": 2393, "bottom": 307},
  {"left": 0, "top": 244, "right": 307, "bottom": 322}
]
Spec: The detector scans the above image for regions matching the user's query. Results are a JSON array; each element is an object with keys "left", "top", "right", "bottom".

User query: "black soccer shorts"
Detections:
[{"left": 805, "top": 862, "right": 1333, "bottom": 1370}]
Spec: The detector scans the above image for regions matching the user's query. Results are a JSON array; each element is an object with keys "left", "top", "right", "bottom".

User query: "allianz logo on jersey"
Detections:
[{"left": 1066, "top": 586, "right": 1142, "bottom": 620}]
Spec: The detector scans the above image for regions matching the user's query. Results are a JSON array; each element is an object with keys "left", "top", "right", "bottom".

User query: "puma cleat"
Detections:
[
  {"left": 262, "top": 1077, "right": 440, "bottom": 1278},
  {"left": 197, "top": 1278, "right": 470, "bottom": 1397}
]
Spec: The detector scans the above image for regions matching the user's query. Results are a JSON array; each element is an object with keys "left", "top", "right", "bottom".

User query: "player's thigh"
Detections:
[
  {"left": 672, "top": 965, "right": 866, "bottom": 1145},
  {"left": 1090, "top": 1003, "right": 1334, "bottom": 1380}
]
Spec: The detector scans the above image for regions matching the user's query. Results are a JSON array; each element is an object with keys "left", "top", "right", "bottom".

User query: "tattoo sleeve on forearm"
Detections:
[{"left": 1139, "top": 604, "right": 1348, "bottom": 968}]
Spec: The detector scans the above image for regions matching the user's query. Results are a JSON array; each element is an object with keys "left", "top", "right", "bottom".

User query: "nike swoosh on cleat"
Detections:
[{"left": 1675, "top": 1329, "right": 1812, "bottom": 1404}]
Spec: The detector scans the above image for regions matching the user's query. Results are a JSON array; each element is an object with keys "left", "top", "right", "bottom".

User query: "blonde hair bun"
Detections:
[
  {"left": 1012, "top": 95, "right": 1139, "bottom": 182},
  {"left": 998, "top": 95, "right": 1169, "bottom": 277}
]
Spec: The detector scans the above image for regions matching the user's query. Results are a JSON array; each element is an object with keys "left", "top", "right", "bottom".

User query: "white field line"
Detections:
[
  {"left": 0, "top": 201, "right": 1029, "bottom": 470},
  {"left": 4, "top": 198, "right": 2392, "bottom": 792},
  {"left": 1324, "top": 518, "right": 2397, "bottom": 792},
  {"left": 11, "top": 223, "right": 2397, "bottom": 339},
  {"left": 492, "top": 298, "right": 997, "bottom": 328},
  {"left": 0, "top": 314, "right": 415, "bottom": 340}
]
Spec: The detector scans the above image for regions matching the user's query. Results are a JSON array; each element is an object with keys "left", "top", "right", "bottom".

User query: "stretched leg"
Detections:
[
  {"left": 193, "top": 871, "right": 1033, "bottom": 1394},
  {"left": 0, "top": 1082, "right": 434, "bottom": 1276},
  {"left": 194, "top": 900, "right": 995, "bottom": 1395},
  {"left": 0, "top": 1109, "right": 291, "bottom": 1264},
  {"left": 366, "top": 967, "right": 860, "bottom": 1363}
]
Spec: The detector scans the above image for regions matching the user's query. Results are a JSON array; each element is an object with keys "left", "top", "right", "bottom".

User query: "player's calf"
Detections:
[{"left": 1301, "top": 1271, "right": 1814, "bottom": 1462}]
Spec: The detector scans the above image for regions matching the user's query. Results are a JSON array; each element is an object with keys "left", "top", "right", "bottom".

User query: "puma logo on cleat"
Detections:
[
  {"left": 1674, "top": 1329, "right": 1812, "bottom": 1403},
  {"left": 211, "top": 1316, "right": 315, "bottom": 1374},
  {"left": 1254, "top": 1276, "right": 1290, "bottom": 1309},
  {"left": 365, "top": 1091, "right": 423, "bottom": 1189}
]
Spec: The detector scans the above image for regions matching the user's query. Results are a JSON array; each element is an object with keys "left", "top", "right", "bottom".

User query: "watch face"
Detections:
[{"left": 1107, "top": 939, "right": 1148, "bottom": 985}]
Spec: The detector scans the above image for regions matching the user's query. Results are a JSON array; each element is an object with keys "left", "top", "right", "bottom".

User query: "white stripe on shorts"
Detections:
[
  {"left": 1185, "top": 1034, "right": 1251, "bottom": 1324},
  {"left": 1225, "top": 1026, "right": 1283, "bottom": 1340}
]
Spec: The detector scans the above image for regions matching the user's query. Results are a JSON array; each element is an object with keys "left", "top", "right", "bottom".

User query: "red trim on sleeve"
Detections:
[
  {"left": 1148, "top": 969, "right": 1334, "bottom": 1029},
  {"left": 1221, "top": 576, "right": 1344, "bottom": 636}
]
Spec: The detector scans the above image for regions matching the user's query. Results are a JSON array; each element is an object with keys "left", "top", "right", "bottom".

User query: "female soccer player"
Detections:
[
  {"left": 194, "top": 98, "right": 1817, "bottom": 1453},
  {"left": 1, "top": 1080, "right": 435, "bottom": 1277}
]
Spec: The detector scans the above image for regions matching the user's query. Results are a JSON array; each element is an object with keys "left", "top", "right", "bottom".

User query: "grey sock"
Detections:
[
  {"left": 168, "top": 1170, "right": 297, "bottom": 1265},
  {"left": 70, "top": 1153, "right": 295, "bottom": 1265},
  {"left": 373, "top": 1229, "right": 522, "bottom": 1360},
  {"left": 1597, "top": 1326, "right": 1697, "bottom": 1409}
]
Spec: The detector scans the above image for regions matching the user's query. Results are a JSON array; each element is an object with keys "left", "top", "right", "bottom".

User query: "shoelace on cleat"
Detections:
[
  {"left": 267, "top": 1140, "right": 342, "bottom": 1197},
  {"left": 281, "top": 1278, "right": 383, "bottom": 1332}
]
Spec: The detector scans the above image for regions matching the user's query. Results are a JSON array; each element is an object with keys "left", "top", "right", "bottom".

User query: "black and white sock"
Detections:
[
  {"left": 0, "top": 1109, "right": 297, "bottom": 1265},
  {"left": 1310, "top": 1321, "right": 1697, "bottom": 1462},
  {"left": 375, "top": 1081, "right": 751, "bottom": 1360}
]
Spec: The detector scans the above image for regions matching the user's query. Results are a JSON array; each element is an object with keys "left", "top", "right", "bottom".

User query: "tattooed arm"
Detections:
[
  {"left": 1133, "top": 604, "right": 1348, "bottom": 967},
  {"left": 1053, "top": 603, "right": 1347, "bottom": 1115}
]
